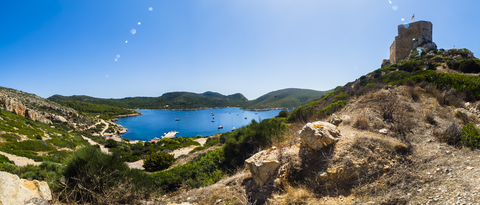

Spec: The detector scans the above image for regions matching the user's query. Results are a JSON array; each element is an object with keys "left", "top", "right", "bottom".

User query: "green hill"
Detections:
[
  {"left": 245, "top": 88, "right": 333, "bottom": 109},
  {"left": 48, "top": 89, "right": 332, "bottom": 110}
]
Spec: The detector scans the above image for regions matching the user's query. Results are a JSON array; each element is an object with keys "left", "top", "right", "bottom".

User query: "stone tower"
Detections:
[{"left": 389, "top": 21, "right": 436, "bottom": 63}]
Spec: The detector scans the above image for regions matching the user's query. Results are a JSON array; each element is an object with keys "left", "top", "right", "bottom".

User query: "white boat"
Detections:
[
  {"left": 218, "top": 125, "right": 223, "bottom": 129},
  {"left": 231, "top": 127, "right": 236, "bottom": 131},
  {"left": 175, "top": 118, "right": 180, "bottom": 121},
  {"left": 211, "top": 120, "right": 215, "bottom": 122}
]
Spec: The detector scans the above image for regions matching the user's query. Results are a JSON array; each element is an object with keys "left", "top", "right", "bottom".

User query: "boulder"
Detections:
[
  {"left": 53, "top": 115, "right": 67, "bottom": 123},
  {"left": 0, "top": 171, "right": 52, "bottom": 205},
  {"left": 381, "top": 59, "right": 391, "bottom": 68},
  {"left": 25, "top": 109, "right": 37, "bottom": 121},
  {"left": 453, "top": 55, "right": 463, "bottom": 61},
  {"left": 379, "top": 128, "right": 389, "bottom": 135},
  {"left": 329, "top": 114, "right": 342, "bottom": 126},
  {"left": 245, "top": 147, "right": 282, "bottom": 186},
  {"left": 340, "top": 115, "right": 351, "bottom": 121},
  {"left": 299, "top": 121, "right": 341, "bottom": 150}
]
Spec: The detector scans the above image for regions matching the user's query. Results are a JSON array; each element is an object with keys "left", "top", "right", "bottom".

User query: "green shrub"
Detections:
[
  {"left": 314, "top": 100, "right": 348, "bottom": 119},
  {"left": 461, "top": 123, "right": 480, "bottom": 148},
  {"left": 62, "top": 146, "right": 153, "bottom": 204},
  {"left": 458, "top": 59, "right": 480, "bottom": 73},
  {"left": 277, "top": 110, "right": 289, "bottom": 118},
  {"left": 143, "top": 152, "right": 175, "bottom": 172},
  {"left": 0, "top": 133, "right": 21, "bottom": 142},
  {"left": 222, "top": 119, "right": 286, "bottom": 167},
  {"left": 105, "top": 139, "right": 118, "bottom": 148},
  {"left": 151, "top": 148, "right": 229, "bottom": 193},
  {"left": 0, "top": 154, "right": 14, "bottom": 164}
]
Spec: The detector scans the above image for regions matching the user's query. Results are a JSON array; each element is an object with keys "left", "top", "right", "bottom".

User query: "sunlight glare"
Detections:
[
  {"left": 148, "top": 7, "right": 153, "bottom": 11},
  {"left": 392, "top": 6, "right": 398, "bottom": 11},
  {"left": 131, "top": 29, "right": 136, "bottom": 34}
]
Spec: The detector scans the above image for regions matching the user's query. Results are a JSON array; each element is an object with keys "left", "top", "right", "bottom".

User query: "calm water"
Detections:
[{"left": 115, "top": 108, "right": 287, "bottom": 141}]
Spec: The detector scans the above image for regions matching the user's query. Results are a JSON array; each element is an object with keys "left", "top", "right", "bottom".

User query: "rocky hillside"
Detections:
[{"left": 152, "top": 48, "right": 480, "bottom": 204}]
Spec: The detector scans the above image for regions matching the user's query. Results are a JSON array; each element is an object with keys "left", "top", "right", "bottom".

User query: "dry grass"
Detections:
[
  {"left": 268, "top": 184, "right": 317, "bottom": 205},
  {"left": 352, "top": 114, "right": 369, "bottom": 130}
]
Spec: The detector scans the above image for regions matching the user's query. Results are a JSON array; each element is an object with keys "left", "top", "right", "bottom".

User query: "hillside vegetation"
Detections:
[
  {"left": 5, "top": 48, "right": 480, "bottom": 204},
  {"left": 48, "top": 88, "right": 332, "bottom": 110},
  {"left": 244, "top": 88, "right": 332, "bottom": 109},
  {"left": 58, "top": 100, "right": 138, "bottom": 120}
]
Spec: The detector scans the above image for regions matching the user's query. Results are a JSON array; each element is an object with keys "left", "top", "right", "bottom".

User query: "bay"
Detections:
[{"left": 115, "top": 107, "right": 287, "bottom": 141}]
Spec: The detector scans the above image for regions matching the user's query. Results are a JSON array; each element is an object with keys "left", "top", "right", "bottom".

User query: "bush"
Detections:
[
  {"left": 461, "top": 123, "right": 480, "bottom": 148},
  {"left": 0, "top": 154, "right": 14, "bottom": 164},
  {"left": 222, "top": 119, "right": 287, "bottom": 167},
  {"left": 277, "top": 110, "right": 289, "bottom": 118},
  {"left": 104, "top": 139, "right": 118, "bottom": 148},
  {"left": 143, "top": 152, "right": 175, "bottom": 172},
  {"left": 458, "top": 59, "right": 480, "bottom": 73},
  {"left": 437, "top": 122, "right": 462, "bottom": 145},
  {"left": 62, "top": 146, "right": 153, "bottom": 204},
  {"left": 425, "top": 112, "right": 436, "bottom": 125},
  {"left": 151, "top": 148, "right": 229, "bottom": 193},
  {"left": 353, "top": 115, "right": 369, "bottom": 130}
]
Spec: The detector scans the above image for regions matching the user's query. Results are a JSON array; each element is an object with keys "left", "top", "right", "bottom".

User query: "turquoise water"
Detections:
[{"left": 115, "top": 107, "right": 286, "bottom": 141}]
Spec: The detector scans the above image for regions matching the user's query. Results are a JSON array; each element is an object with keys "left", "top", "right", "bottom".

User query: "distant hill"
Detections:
[
  {"left": 48, "top": 91, "right": 249, "bottom": 110},
  {"left": 244, "top": 88, "right": 333, "bottom": 109},
  {"left": 48, "top": 88, "right": 332, "bottom": 110}
]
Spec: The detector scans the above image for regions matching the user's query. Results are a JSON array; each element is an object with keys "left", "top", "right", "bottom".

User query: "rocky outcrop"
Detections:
[
  {"left": 0, "top": 171, "right": 52, "bottom": 205},
  {"left": 299, "top": 121, "right": 341, "bottom": 150},
  {"left": 245, "top": 148, "right": 282, "bottom": 186},
  {"left": 53, "top": 115, "right": 67, "bottom": 123},
  {"left": 0, "top": 94, "right": 52, "bottom": 124},
  {"left": 245, "top": 146, "right": 300, "bottom": 186},
  {"left": 329, "top": 114, "right": 342, "bottom": 126}
]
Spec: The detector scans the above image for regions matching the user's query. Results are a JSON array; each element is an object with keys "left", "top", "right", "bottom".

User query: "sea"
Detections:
[{"left": 114, "top": 107, "right": 287, "bottom": 141}]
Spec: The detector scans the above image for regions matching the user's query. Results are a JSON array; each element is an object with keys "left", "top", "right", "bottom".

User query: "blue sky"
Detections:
[{"left": 1, "top": 0, "right": 479, "bottom": 100}]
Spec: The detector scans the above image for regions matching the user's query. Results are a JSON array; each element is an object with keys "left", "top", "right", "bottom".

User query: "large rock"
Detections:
[
  {"left": 329, "top": 114, "right": 342, "bottom": 126},
  {"left": 245, "top": 147, "right": 282, "bottom": 186},
  {"left": 53, "top": 115, "right": 67, "bottom": 123},
  {"left": 0, "top": 171, "right": 52, "bottom": 205},
  {"left": 299, "top": 121, "right": 341, "bottom": 150}
]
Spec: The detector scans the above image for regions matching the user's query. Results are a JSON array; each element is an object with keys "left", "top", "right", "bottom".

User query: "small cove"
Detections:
[{"left": 115, "top": 107, "right": 287, "bottom": 141}]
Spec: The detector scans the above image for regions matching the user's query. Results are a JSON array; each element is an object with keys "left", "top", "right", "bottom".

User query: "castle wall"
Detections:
[{"left": 389, "top": 21, "right": 433, "bottom": 62}]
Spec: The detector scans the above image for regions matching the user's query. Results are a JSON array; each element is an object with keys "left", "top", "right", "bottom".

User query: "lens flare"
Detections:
[
  {"left": 148, "top": 7, "right": 153, "bottom": 11},
  {"left": 131, "top": 29, "right": 136, "bottom": 34},
  {"left": 412, "top": 38, "right": 416, "bottom": 41},
  {"left": 138, "top": 22, "right": 141, "bottom": 25},
  {"left": 116, "top": 54, "right": 120, "bottom": 58},
  {"left": 388, "top": 0, "right": 392, "bottom": 4},
  {"left": 403, "top": 24, "right": 410, "bottom": 29},
  {"left": 401, "top": 18, "right": 405, "bottom": 21},
  {"left": 392, "top": 5, "right": 398, "bottom": 10},
  {"left": 125, "top": 40, "right": 128, "bottom": 43},
  {"left": 114, "top": 59, "right": 118, "bottom": 62}
]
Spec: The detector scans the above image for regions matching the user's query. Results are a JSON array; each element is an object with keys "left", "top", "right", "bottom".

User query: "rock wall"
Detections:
[
  {"left": 0, "top": 94, "right": 52, "bottom": 124},
  {"left": 389, "top": 21, "right": 435, "bottom": 62}
]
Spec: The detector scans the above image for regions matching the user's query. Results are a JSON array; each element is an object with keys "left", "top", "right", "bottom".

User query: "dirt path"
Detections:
[
  {"left": 100, "top": 119, "right": 109, "bottom": 136},
  {"left": 126, "top": 160, "right": 144, "bottom": 170},
  {"left": 0, "top": 151, "right": 41, "bottom": 166},
  {"left": 82, "top": 135, "right": 109, "bottom": 153}
]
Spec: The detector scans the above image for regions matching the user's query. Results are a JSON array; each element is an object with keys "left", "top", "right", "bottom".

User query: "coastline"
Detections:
[
  {"left": 114, "top": 107, "right": 289, "bottom": 141},
  {"left": 133, "top": 107, "right": 294, "bottom": 111}
]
